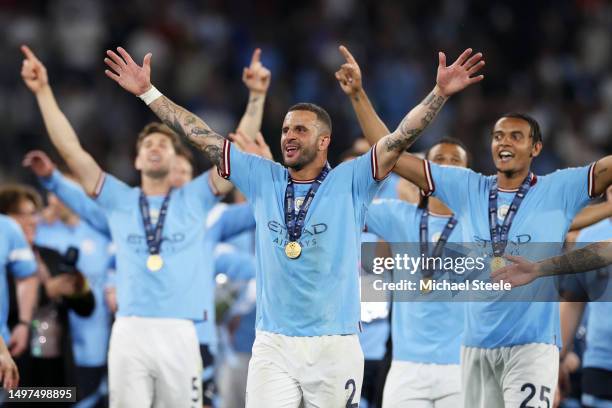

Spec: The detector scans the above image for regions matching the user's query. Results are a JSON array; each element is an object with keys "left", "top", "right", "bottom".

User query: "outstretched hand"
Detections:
[
  {"left": 436, "top": 48, "right": 485, "bottom": 97},
  {"left": 20, "top": 45, "right": 48, "bottom": 93},
  {"left": 22, "top": 150, "right": 56, "bottom": 178},
  {"left": 335, "top": 45, "right": 362, "bottom": 96},
  {"left": 104, "top": 47, "right": 153, "bottom": 96},
  {"left": 229, "top": 131, "right": 273, "bottom": 160},
  {"left": 243, "top": 48, "right": 271, "bottom": 94},
  {"left": 490, "top": 255, "right": 540, "bottom": 288}
]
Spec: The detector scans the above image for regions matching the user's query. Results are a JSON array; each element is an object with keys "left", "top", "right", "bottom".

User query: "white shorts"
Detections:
[
  {"left": 382, "top": 360, "right": 462, "bottom": 408},
  {"left": 246, "top": 330, "right": 364, "bottom": 408},
  {"left": 108, "top": 317, "right": 203, "bottom": 408},
  {"left": 461, "top": 343, "right": 558, "bottom": 408}
]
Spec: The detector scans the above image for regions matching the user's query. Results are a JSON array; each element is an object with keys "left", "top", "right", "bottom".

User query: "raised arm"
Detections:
[
  {"left": 20, "top": 46, "right": 102, "bottom": 195},
  {"left": 23, "top": 150, "right": 111, "bottom": 237},
  {"left": 104, "top": 47, "right": 226, "bottom": 173},
  {"left": 491, "top": 240, "right": 612, "bottom": 287},
  {"left": 237, "top": 48, "right": 271, "bottom": 140},
  {"left": 336, "top": 46, "right": 484, "bottom": 189}
]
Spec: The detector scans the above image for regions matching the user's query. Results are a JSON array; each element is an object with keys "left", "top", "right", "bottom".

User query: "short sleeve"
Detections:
[
  {"left": 40, "top": 170, "right": 110, "bottom": 237},
  {"left": 427, "top": 162, "right": 480, "bottom": 216},
  {"left": 351, "top": 144, "right": 388, "bottom": 205},
  {"left": 180, "top": 170, "right": 222, "bottom": 215},
  {"left": 94, "top": 173, "right": 133, "bottom": 211},
  {"left": 6, "top": 219, "right": 36, "bottom": 279},
  {"left": 549, "top": 165, "right": 595, "bottom": 219},
  {"left": 218, "top": 139, "right": 278, "bottom": 201}
]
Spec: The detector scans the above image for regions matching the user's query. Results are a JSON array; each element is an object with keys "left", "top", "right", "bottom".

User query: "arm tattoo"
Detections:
[
  {"left": 149, "top": 96, "right": 225, "bottom": 169},
  {"left": 540, "top": 241, "right": 612, "bottom": 276},
  {"left": 385, "top": 90, "right": 446, "bottom": 152}
]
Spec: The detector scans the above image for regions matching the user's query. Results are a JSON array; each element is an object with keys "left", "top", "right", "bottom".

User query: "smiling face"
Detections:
[
  {"left": 280, "top": 110, "right": 330, "bottom": 170},
  {"left": 134, "top": 132, "right": 176, "bottom": 179},
  {"left": 491, "top": 117, "right": 542, "bottom": 175}
]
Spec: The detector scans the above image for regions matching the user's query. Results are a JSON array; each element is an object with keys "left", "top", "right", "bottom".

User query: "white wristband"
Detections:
[{"left": 138, "top": 86, "right": 163, "bottom": 105}]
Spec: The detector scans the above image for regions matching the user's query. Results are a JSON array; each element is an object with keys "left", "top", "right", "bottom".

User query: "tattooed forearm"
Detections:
[
  {"left": 149, "top": 96, "right": 225, "bottom": 168},
  {"left": 385, "top": 90, "right": 447, "bottom": 153},
  {"left": 539, "top": 241, "right": 612, "bottom": 276}
]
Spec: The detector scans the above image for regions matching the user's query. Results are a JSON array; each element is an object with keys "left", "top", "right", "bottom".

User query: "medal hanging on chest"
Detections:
[
  {"left": 488, "top": 174, "right": 533, "bottom": 271},
  {"left": 419, "top": 210, "right": 457, "bottom": 294},
  {"left": 139, "top": 189, "right": 172, "bottom": 272},
  {"left": 284, "top": 164, "right": 330, "bottom": 259}
]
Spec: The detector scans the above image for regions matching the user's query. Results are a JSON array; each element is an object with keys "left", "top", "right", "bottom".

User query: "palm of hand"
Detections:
[
  {"left": 117, "top": 63, "right": 150, "bottom": 95},
  {"left": 437, "top": 65, "right": 471, "bottom": 96}
]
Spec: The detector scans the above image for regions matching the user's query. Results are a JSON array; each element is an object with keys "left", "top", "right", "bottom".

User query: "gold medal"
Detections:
[
  {"left": 284, "top": 241, "right": 302, "bottom": 259},
  {"left": 490, "top": 256, "right": 506, "bottom": 272},
  {"left": 147, "top": 254, "right": 164, "bottom": 271}
]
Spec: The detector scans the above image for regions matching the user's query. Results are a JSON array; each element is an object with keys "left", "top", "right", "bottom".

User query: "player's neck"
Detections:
[
  {"left": 496, "top": 168, "right": 531, "bottom": 190},
  {"left": 288, "top": 157, "right": 327, "bottom": 181},
  {"left": 427, "top": 197, "right": 453, "bottom": 216},
  {"left": 141, "top": 175, "right": 172, "bottom": 196}
]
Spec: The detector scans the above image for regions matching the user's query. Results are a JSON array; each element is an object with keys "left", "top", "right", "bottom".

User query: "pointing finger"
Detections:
[{"left": 339, "top": 45, "right": 357, "bottom": 64}]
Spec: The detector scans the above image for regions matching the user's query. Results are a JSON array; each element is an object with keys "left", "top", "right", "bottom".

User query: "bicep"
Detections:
[
  {"left": 592, "top": 155, "right": 612, "bottom": 196},
  {"left": 69, "top": 149, "right": 103, "bottom": 196}
]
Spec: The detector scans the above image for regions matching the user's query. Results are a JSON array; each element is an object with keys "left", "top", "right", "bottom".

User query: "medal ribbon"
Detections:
[
  {"left": 488, "top": 173, "right": 533, "bottom": 257},
  {"left": 139, "top": 189, "right": 172, "bottom": 256},
  {"left": 419, "top": 210, "right": 457, "bottom": 277},
  {"left": 285, "top": 164, "right": 330, "bottom": 243}
]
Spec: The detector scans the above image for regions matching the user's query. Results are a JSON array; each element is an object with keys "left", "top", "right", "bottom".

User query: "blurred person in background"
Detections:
[
  {"left": 0, "top": 184, "right": 94, "bottom": 393},
  {"left": 24, "top": 150, "right": 115, "bottom": 407}
]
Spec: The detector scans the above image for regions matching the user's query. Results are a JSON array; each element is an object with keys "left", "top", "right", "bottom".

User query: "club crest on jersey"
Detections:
[{"left": 497, "top": 204, "right": 509, "bottom": 221}]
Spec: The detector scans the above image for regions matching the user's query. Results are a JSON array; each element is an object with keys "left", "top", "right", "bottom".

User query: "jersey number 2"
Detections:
[{"left": 345, "top": 379, "right": 358, "bottom": 408}]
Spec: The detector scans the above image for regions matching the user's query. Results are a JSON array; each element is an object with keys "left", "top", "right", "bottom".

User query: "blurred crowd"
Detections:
[{"left": 0, "top": 0, "right": 611, "bottom": 184}]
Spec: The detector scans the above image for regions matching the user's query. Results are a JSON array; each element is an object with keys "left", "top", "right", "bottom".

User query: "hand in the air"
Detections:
[
  {"left": 243, "top": 48, "right": 271, "bottom": 94},
  {"left": 104, "top": 47, "right": 153, "bottom": 96},
  {"left": 23, "top": 150, "right": 56, "bottom": 178},
  {"left": 20, "top": 45, "right": 49, "bottom": 93},
  {"left": 335, "top": 45, "right": 363, "bottom": 96},
  {"left": 436, "top": 48, "right": 485, "bottom": 97}
]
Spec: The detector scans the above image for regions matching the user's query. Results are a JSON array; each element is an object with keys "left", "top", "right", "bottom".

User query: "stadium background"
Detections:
[{"left": 0, "top": 0, "right": 610, "bottom": 185}]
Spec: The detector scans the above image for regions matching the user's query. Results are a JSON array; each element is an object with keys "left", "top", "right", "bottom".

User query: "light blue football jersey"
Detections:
[
  {"left": 426, "top": 161, "right": 595, "bottom": 348},
  {"left": 35, "top": 219, "right": 114, "bottom": 366},
  {"left": 0, "top": 215, "right": 36, "bottom": 342},
  {"left": 576, "top": 218, "right": 612, "bottom": 371},
  {"left": 220, "top": 141, "right": 385, "bottom": 336},
  {"left": 367, "top": 199, "right": 464, "bottom": 364},
  {"left": 94, "top": 170, "right": 220, "bottom": 320}
]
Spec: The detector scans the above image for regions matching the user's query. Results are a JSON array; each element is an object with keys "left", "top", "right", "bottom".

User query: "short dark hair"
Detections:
[
  {"left": 287, "top": 103, "right": 332, "bottom": 134},
  {"left": 136, "top": 122, "right": 183, "bottom": 153},
  {"left": 425, "top": 136, "right": 471, "bottom": 166},
  {"left": 499, "top": 113, "right": 543, "bottom": 145},
  {"left": 0, "top": 184, "right": 43, "bottom": 215}
]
